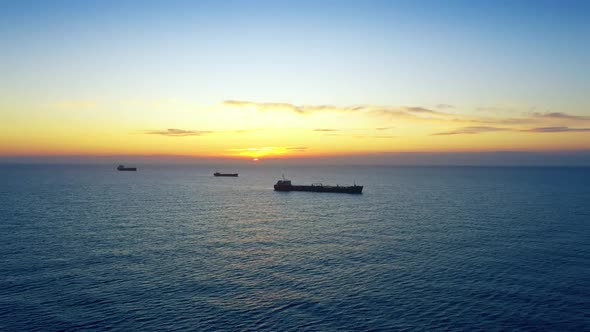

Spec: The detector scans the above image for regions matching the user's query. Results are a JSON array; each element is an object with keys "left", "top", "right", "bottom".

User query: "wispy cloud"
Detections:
[
  {"left": 223, "top": 100, "right": 362, "bottom": 114},
  {"left": 144, "top": 128, "right": 264, "bottom": 137},
  {"left": 313, "top": 128, "right": 340, "bottom": 132},
  {"left": 222, "top": 100, "right": 590, "bottom": 136},
  {"left": 531, "top": 112, "right": 590, "bottom": 121},
  {"left": 453, "top": 111, "right": 590, "bottom": 126},
  {"left": 523, "top": 127, "right": 590, "bottom": 133},
  {"left": 432, "top": 126, "right": 512, "bottom": 136},
  {"left": 225, "top": 100, "right": 570, "bottom": 124},
  {"left": 404, "top": 107, "right": 443, "bottom": 115},
  {"left": 223, "top": 100, "right": 453, "bottom": 119},
  {"left": 370, "top": 106, "right": 451, "bottom": 119},
  {"left": 463, "top": 117, "right": 535, "bottom": 125},
  {"left": 312, "top": 126, "right": 395, "bottom": 134},
  {"left": 145, "top": 129, "right": 213, "bottom": 137},
  {"left": 433, "top": 125, "right": 590, "bottom": 136}
]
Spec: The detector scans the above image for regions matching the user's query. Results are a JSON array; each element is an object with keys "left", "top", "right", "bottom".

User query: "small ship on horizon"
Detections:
[
  {"left": 274, "top": 177, "right": 363, "bottom": 194},
  {"left": 214, "top": 172, "right": 238, "bottom": 177},
  {"left": 117, "top": 165, "right": 137, "bottom": 171}
]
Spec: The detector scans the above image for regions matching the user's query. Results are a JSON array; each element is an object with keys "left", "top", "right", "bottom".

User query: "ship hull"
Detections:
[
  {"left": 274, "top": 184, "right": 363, "bottom": 194},
  {"left": 117, "top": 168, "right": 137, "bottom": 171},
  {"left": 214, "top": 173, "right": 238, "bottom": 177}
]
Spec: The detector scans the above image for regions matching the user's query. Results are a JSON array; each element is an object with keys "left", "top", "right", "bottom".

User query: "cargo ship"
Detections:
[
  {"left": 117, "top": 165, "right": 137, "bottom": 171},
  {"left": 214, "top": 172, "right": 238, "bottom": 177},
  {"left": 274, "top": 178, "right": 363, "bottom": 194}
]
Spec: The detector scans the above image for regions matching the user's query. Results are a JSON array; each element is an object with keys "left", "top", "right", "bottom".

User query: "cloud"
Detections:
[
  {"left": 371, "top": 106, "right": 451, "bottom": 119},
  {"left": 433, "top": 125, "right": 590, "bottom": 135},
  {"left": 523, "top": 127, "right": 590, "bottom": 133},
  {"left": 464, "top": 117, "right": 535, "bottom": 125},
  {"left": 376, "top": 126, "right": 394, "bottom": 130},
  {"left": 224, "top": 100, "right": 306, "bottom": 113},
  {"left": 404, "top": 106, "right": 443, "bottom": 115},
  {"left": 222, "top": 100, "right": 590, "bottom": 132},
  {"left": 145, "top": 129, "right": 213, "bottom": 137},
  {"left": 144, "top": 128, "right": 267, "bottom": 137},
  {"left": 531, "top": 112, "right": 590, "bottom": 121},
  {"left": 432, "top": 126, "right": 512, "bottom": 136},
  {"left": 223, "top": 100, "right": 453, "bottom": 119},
  {"left": 286, "top": 147, "right": 308, "bottom": 151},
  {"left": 223, "top": 100, "right": 361, "bottom": 114},
  {"left": 226, "top": 100, "right": 584, "bottom": 126}
]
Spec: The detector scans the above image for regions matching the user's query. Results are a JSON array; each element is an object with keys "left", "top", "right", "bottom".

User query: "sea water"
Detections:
[{"left": 1, "top": 165, "right": 588, "bottom": 331}]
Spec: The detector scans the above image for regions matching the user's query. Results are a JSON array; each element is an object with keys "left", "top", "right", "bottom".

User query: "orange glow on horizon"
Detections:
[{"left": 2, "top": 99, "right": 590, "bottom": 160}]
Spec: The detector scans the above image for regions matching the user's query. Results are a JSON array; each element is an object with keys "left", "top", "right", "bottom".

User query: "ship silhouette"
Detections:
[
  {"left": 214, "top": 172, "right": 238, "bottom": 177},
  {"left": 274, "top": 176, "right": 362, "bottom": 194},
  {"left": 117, "top": 165, "right": 137, "bottom": 171}
]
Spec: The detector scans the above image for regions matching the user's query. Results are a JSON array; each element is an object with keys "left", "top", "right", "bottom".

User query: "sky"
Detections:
[{"left": 1, "top": 0, "right": 589, "bottom": 164}]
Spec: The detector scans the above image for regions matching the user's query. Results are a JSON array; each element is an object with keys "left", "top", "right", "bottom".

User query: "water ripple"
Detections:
[{"left": 0, "top": 165, "right": 588, "bottom": 331}]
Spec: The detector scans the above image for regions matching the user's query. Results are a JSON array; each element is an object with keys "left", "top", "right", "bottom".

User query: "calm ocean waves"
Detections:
[{"left": 0, "top": 165, "right": 589, "bottom": 331}]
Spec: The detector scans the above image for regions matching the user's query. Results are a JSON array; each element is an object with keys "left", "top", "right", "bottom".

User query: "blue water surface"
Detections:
[{"left": 0, "top": 165, "right": 589, "bottom": 331}]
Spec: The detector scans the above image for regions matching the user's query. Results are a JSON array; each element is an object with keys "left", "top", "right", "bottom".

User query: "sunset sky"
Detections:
[{"left": 1, "top": 1, "right": 589, "bottom": 164}]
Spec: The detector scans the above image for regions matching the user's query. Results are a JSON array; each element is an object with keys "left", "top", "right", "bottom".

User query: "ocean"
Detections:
[{"left": 0, "top": 165, "right": 588, "bottom": 331}]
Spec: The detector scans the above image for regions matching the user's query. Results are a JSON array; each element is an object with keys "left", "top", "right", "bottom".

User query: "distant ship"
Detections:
[
  {"left": 214, "top": 172, "right": 238, "bottom": 177},
  {"left": 117, "top": 165, "right": 137, "bottom": 171},
  {"left": 274, "top": 177, "right": 363, "bottom": 194}
]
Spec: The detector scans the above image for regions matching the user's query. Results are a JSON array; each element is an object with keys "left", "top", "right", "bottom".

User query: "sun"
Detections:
[{"left": 229, "top": 147, "right": 288, "bottom": 159}]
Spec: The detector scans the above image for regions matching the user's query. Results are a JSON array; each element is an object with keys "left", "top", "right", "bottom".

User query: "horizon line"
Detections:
[{"left": 2, "top": 150, "right": 590, "bottom": 166}]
